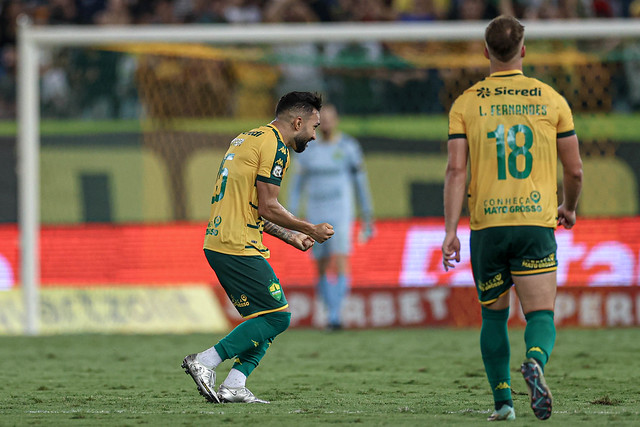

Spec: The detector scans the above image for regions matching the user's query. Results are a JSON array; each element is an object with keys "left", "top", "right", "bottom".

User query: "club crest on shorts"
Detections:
[{"left": 268, "top": 280, "right": 283, "bottom": 301}]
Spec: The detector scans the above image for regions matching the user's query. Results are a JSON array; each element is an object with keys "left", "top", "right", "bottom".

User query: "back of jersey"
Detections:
[{"left": 448, "top": 70, "right": 576, "bottom": 230}]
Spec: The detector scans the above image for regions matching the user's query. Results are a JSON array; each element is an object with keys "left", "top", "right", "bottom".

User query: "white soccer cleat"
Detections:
[
  {"left": 487, "top": 404, "right": 516, "bottom": 421},
  {"left": 218, "top": 384, "right": 270, "bottom": 403},
  {"left": 181, "top": 353, "right": 220, "bottom": 403}
]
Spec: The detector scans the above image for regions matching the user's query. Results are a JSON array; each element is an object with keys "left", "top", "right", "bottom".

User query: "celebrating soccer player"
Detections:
[
  {"left": 182, "top": 91, "right": 334, "bottom": 404},
  {"left": 442, "top": 16, "right": 583, "bottom": 421}
]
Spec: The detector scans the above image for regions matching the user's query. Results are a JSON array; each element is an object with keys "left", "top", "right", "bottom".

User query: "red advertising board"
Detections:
[
  {"left": 0, "top": 218, "right": 640, "bottom": 288},
  {"left": 213, "top": 285, "right": 640, "bottom": 328}
]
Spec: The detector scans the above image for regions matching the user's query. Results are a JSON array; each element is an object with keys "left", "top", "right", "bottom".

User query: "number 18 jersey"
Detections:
[{"left": 448, "top": 70, "right": 576, "bottom": 230}]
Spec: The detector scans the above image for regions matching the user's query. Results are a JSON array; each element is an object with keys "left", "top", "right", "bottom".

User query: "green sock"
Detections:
[
  {"left": 214, "top": 312, "right": 291, "bottom": 362},
  {"left": 232, "top": 338, "right": 273, "bottom": 377},
  {"left": 480, "top": 306, "right": 512, "bottom": 404},
  {"left": 524, "top": 310, "right": 555, "bottom": 369}
]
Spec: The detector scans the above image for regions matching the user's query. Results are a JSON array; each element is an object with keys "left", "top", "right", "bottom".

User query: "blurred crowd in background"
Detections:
[
  {"left": 0, "top": 0, "right": 639, "bottom": 119},
  {"left": 1, "top": 0, "right": 637, "bottom": 28}
]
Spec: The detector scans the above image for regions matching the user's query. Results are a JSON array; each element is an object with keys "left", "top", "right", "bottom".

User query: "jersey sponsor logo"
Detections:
[
  {"left": 230, "top": 138, "right": 244, "bottom": 146},
  {"left": 205, "top": 215, "right": 222, "bottom": 236},
  {"left": 278, "top": 146, "right": 288, "bottom": 155},
  {"left": 478, "top": 273, "right": 504, "bottom": 292},
  {"left": 521, "top": 254, "right": 557, "bottom": 269},
  {"left": 269, "top": 280, "right": 283, "bottom": 301},
  {"left": 530, "top": 191, "right": 541, "bottom": 203},
  {"left": 478, "top": 86, "right": 542, "bottom": 98},
  {"left": 477, "top": 87, "right": 491, "bottom": 98},
  {"left": 484, "top": 205, "right": 543, "bottom": 215},
  {"left": 231, "top": 294, "right": 250, "bottom": 308},
  {"left": 243, "top": 130, "right": 264, "bottom": 137},
  {"left": 495, "top": 86, "right": 542, "bottom": 96},
  {"left": 272, "top": 165, "right": 283, "bottom": 178},
  {"left": 483, "top": 192, "right": 544, "bottom": 216}
]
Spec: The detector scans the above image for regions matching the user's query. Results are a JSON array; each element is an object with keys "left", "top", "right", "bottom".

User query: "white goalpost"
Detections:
[{"left": 16, "top": 17, "right": 640, "bottom": 334}]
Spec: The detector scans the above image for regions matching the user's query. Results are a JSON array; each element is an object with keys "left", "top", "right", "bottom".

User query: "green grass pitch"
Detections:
[{"left": 1, "top": 328, "right": 638, "bottom": 426}]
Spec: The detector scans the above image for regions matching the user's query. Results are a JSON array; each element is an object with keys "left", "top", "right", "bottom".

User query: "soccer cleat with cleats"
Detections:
[
  {"left": 181, "top": 353, "right": 220, "bottom": 403},
  {"left": 218, "top": 384, "right": 270, "bottom": 403},
  {"left": 521, "top": 358, "right": 553, "bottom": 420},
  {"left": 487, "top": 405, "right": 516, "bottom": 421}
]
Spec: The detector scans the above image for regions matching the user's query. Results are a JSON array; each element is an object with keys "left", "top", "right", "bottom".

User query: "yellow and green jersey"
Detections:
[
  {"left": 448, "top": 70, "right": 576, "bottom": 230},
  {"left": 204, "top": 124, "right": 290, "bottom": 257}
]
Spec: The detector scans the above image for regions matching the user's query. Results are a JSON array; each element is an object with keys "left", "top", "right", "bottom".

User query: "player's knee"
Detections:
[{"left": 263, "top": 311, "right": 291, "bottom": 335}]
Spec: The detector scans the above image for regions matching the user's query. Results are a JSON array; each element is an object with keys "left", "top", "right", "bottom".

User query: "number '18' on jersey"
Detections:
[{"left": 448, "top": 70, "right": 576, "bottom": 230}]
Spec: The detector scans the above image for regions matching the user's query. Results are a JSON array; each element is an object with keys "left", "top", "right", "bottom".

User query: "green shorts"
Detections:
[
  {"left": 470, "top": 226, "right": 558, "bottom": 306},
  {"left": 204, "top": 249, "right": 288, "bottom": 318}
]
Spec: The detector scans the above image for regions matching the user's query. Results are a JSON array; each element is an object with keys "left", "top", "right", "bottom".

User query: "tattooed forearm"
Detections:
[{"left": 263, "top": 220, "right": 295, "bottom": 243}]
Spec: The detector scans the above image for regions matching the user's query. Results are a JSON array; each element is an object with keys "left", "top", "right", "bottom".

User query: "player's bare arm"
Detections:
[
  {"left": 557, "top": 134, "right": 583, "bottom": 229},
  {"left": 263, "top": 220, "right": 314, "bottom": 251},
  {"left": 442, "top": 137, "right": 469, "bottom": 270},
  {"left": 257, "top": 180, "right": 334, "bottom": 243}
]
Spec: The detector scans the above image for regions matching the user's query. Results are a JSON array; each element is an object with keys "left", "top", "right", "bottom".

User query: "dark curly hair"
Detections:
[{"left": 275, "top": 91, "right": 323, "bottom": 117}]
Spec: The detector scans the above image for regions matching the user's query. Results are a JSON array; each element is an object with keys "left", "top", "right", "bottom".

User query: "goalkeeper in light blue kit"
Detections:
[{"left": 288, "top": 104, "right": 374, "bottom": 330}]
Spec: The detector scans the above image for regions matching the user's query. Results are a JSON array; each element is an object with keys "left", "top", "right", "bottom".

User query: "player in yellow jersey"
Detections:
[
  {"left": 182, "top": 92, "right": 334, "bottom": 404},
  {"left": 442, "top": 16, "right": 583, "bottom": 421}
]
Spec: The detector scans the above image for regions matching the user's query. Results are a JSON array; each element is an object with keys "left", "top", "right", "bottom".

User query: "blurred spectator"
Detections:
[
  {"left": 396, "top": 0, "right": 441, "bottom": 21},
  {"left": 339, "top": 0, "right": 397, "bottom": 21},
  {"left": 0, "top": 46, "right": 16, "bottom": 118},
  {"left": 183, "top": 0, "right": 228, "bottom": 23},
  {"left": 447, "top": 0, "right": 501, "bottom": 19},
  {"left": 30, "top": 3, "right": 51, "bottom": 25},
  {"left": 0, "top": 0, "right": 22, "bottom": 48},
  {"left": 321, "top": 0, "right": 391, "bottom": 113},
  {"left": 307, "top": 0, "right": 337, "bottom": 21},
  {"left": 623, "top": 0, "right": 640, "bottom": 108},
  {"left": 223, "top": 0, "right": 263, "bottom": 24},
  {"left": 263, "top": 0, "right": 317, "bottom": 23},
  {"left": 94, "top": 0, "right": 132, "bottom": 25},
  {"left": 48, "top": 0, "right": 79, "bottom": 25},
  {"left": 172, "top": 0, "right": 193, "bottom": 21},
  {"left": 264, "top": 0, "right": 325, "bottom": 96},
  {"left": 41, "top": 50, "right": 72, "bottom": 117},
  {"left": 68, "top": 47, "right": 119, "bottom": 119},
  {"left": 149, "top": 0, "right": 179, "bottom": 24},
  {"left": 76, "top": 0, "right": 107, "bottom": 24}
]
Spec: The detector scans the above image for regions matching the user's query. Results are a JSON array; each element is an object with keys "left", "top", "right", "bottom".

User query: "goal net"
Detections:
[{"left": 7, "top": 19, "right": 640, "bottom": 334}]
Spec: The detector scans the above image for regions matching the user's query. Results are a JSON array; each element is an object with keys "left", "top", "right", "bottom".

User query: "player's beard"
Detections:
[{"left": 293, "top": 134, "right": 312, "bottom": 153}]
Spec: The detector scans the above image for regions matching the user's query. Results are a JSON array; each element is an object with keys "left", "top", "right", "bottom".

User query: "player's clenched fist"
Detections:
[
  {"left": 311, "top": 223, "right": 334, "bottom": 243},
  {"left": 289, "top": 233, "right": 315, "bottom": 252}
]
